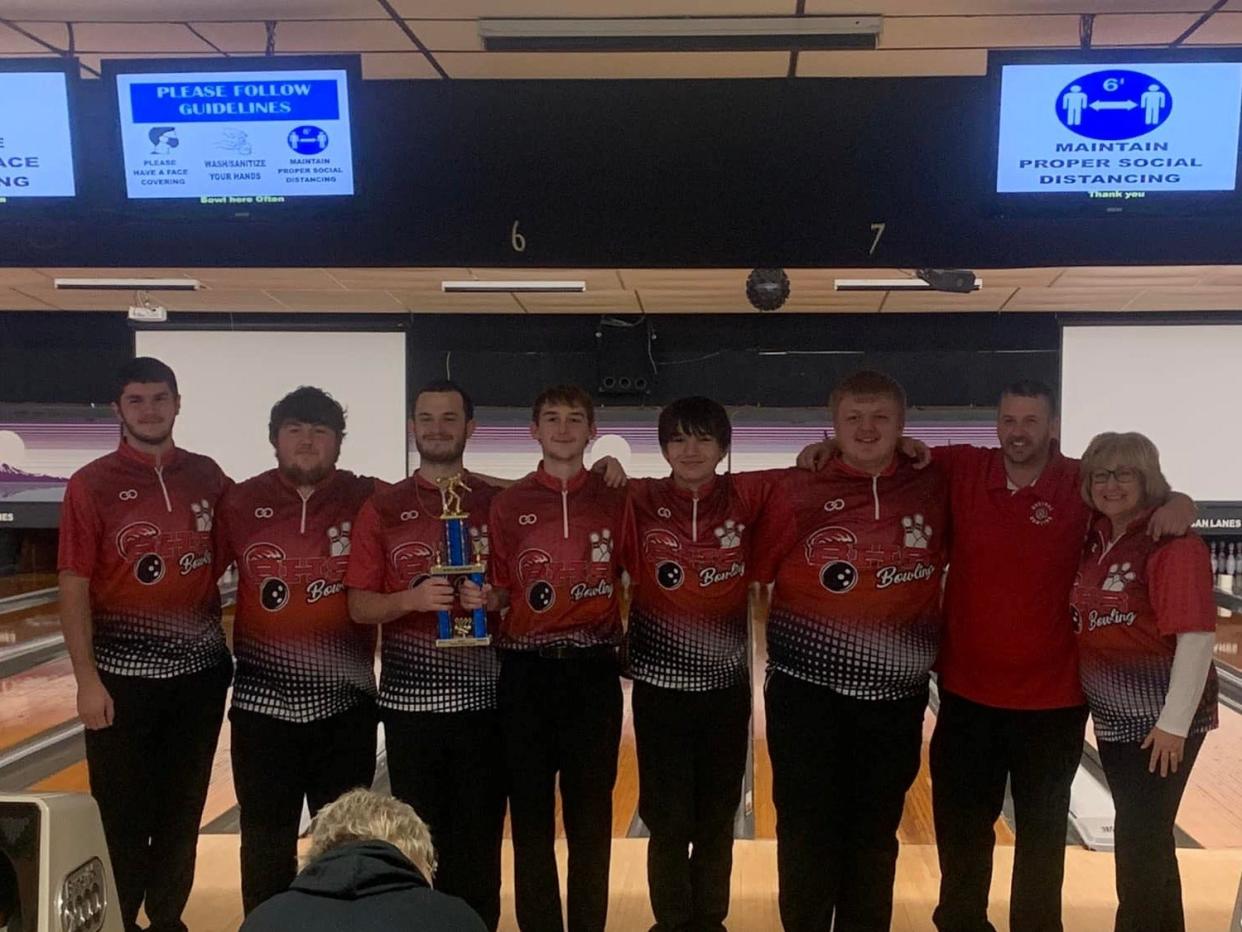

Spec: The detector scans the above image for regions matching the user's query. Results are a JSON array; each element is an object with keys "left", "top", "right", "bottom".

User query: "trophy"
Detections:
[{"left": 431, "top": 473, "right": 491, "bottom": 648}]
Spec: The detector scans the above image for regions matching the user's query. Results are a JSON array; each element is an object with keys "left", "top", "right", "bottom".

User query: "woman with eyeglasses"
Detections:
[{"left": 1070, "top": 432, "right": 1218, "bottom": 932}]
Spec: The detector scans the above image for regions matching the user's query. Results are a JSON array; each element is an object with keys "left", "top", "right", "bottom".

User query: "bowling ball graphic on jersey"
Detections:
[
  {"left": 527, "top": 581, "right": 556, "bottom": 613},
  {"left": 820, "top": 561, "right": 858, "bottom": 594},
  {"left": 260, "top": 577, "right": 290, "bottom": 612},
  {"left": 134, "top": 553, "right": 165, "bottom": 585},
  {"left": 805, "top": 525, "right": 859, "bottom": 595},
  {"left": 288, "top": 125, "right": 329, "bottom": 154},
  {"left": 656, "top": 561, "right": 684, "bottom": 590}
]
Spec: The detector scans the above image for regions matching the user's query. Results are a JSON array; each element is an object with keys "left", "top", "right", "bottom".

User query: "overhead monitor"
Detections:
[
  {"left": 107, "top": 57, "right": 357, "bottom": 207},
  {"left": 0, "top": 61, "right": 78, "bottom": 203},
  {"left": 991, "top": 50, "right": 1242, "bottom": 214}
]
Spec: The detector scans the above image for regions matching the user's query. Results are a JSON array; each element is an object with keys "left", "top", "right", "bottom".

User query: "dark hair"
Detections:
[
  {"left": 828, "top": 369, "right": 907, "bottom": 416},
  {"left": 658, "top": 397, "right": 732, "bottom": 452},
  {"left": 532, "top": 384, "right": 595, "bottom": 426},
  {"left": 413, "top": 379, "right": 474, "bottom": 421},
  {"left": 1001, "top": 379, "right": 1058, "bottom": 415},
  {"left": 268, "top": 386, "right": 347, "bottom": 445},
  {"left": 115, "top": 357, "right": 178, "bottom": 403}
]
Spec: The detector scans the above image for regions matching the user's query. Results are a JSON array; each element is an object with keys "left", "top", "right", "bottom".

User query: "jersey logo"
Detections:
[
  {"left": 254, "top": 507, "right": 274, "bottom": 519},
  {"left": 399, "top": 509, "right": 420, "bottom": 521},
  {"left": 589, "top": 529, "right": 613, "bottom": 563},
  {"left": 1102, "top": 562, "right": 1136, "bottom": 592},
  {"left": 191, "top": 499, "right": 213, "bottom": 532},
  {"left": 1030, "top": 501, "right": 1054, "bottom": 526},
  {"left": 518, "top": 513, "right": 537, "bottom": 526},
  {"left": 657, "top": 507, "right": 672, "bottom": 519},
  {"left": 806, "top": 526, "right": 859, "bottom": 595},
  {"left": 644, "top": 529, "right": 684, "bottom": 589},
  {"left": 823, "top": 498, "right": 845, "bottom": 513},
  {"left": 391, "top": 540, "right": 435, "bottom": 588},
  {"left": 518, "top": 548, "right": 555, "bottom": 612},
  {"left": 244, "top": 542, "right": 290, "bottom": 612},
  {"left": 118, "top": 489, "right": 138, "bottom": 502},
  {"left": 328, "top": 521, "right": 351, "bottom": 557},
  {"left": 901, "top": 514, "right": 932, "bottom": 549},
  {"left": 713, "top": 520, "right": 743, "bottom": 549}
]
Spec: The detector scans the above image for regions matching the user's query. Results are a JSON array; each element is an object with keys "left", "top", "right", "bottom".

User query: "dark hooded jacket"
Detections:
[{"left": 239, "top": 839, "right": 487, "bottom": 932}]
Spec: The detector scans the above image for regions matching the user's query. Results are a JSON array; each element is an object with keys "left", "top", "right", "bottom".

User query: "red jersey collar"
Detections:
[
  {"left": 533, "top": 461, "right": 591, "bottom": 493},
  {"left": 665, "top": 473, "right": 720, "bottom": 500},
  {"left": 1090, "top": 506, "right": 1157, "bottom": 543},
  {"left": 117, "top": 438, "right": 180, "bottom": 468},
  {"left": 273, "top": 466, "right": 339, "bottom": 494},
  {"left": 827, "top": 453, "right": 901, "bottom": 480},
  {"left": 986, "top": 440, "right": 1068, "bottom": 493}
]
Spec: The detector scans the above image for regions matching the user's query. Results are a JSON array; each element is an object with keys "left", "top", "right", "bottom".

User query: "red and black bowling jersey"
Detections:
[
  {"left": 625, "top": 472, "right": 776, "bottom": 691},
  {"left": 58, "top": 442, "right": 229, "bottom": 679},
  {"left": 1070, "top": 514, "right": 1218, "bottom": 743},
  {"left": 489, "top": 464, "right": 629, "bottom": 650},
  {"left": 217, "top": 469, "right": 379, "bottom": 723},
  {"left": 753, "top": 458, "right": 949, "bottom": 700},
  {"left": 345, "top": 471, "right": 502, "bottom": 713}
]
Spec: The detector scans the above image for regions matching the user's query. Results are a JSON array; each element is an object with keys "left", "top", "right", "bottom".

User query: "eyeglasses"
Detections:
[{"left": 1090, "top": 467, "right": 1140, "bottom": 486}]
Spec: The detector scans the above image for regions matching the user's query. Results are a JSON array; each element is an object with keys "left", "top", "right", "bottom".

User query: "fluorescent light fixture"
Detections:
[
  {"left": 54, "top": 277, "right": 201, "bottom": 292},
  {"left": 479, "top": 16, "right": 882, "bottom": 52},
  {"left": 834, "top": 277, "right": 983, "bottom": 292},
  {"left": 441, "top": 280, "right": 587, "bottom": 293}
]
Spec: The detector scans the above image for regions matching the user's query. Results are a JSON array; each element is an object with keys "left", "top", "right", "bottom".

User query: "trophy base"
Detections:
[{"left": 436, "top": 635, "right": 493, "bottom": 649}]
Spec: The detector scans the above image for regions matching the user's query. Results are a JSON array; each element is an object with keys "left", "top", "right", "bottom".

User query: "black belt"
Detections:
[{"left": 519, "top": 644, "right": 618, "bottom": 662}]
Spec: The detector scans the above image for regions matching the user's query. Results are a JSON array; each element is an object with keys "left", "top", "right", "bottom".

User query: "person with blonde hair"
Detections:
[
  {"left": 1071, "top": 431, "right": 1218, "bottom": 932},
  {"left": 239, "top": 788, "right": 486, "bottom": 932}
]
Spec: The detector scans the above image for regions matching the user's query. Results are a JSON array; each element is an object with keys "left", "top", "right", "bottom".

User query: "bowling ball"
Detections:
[
  {"left": 134, "top": 553, "right": 164, "bottom": 585},
  {"left": 820, "top": 561, "right": 858, "bottom": 594},
  {"left": 656, "top": 561, "right": 684, "bottom": 590},
  {"left": 261, "top": 577, "right": 290, "bottom": 612},
  {"left": 527, "top": 580, "right": 555, "bottom": 613}
]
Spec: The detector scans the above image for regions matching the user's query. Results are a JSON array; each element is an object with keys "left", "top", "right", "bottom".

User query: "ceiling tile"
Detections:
[
  {"left": 190, "top": 268, "right": 344, "bottom": 290},
  {"left": 5, "top": 1, "right": 385, "bottom": 21},
  {"left": 1003, "top": 286, "right": 1141, "bottom": 311},
  {"left": 187, "top": 22, "right": 268, "bottom": 54},
  {"left": 17, "top": 22, "right": 211, "bottom": 53},
  {"left": 326, "top": 268, "right": 471, "bottom": 289},
  {"left": 267, "top": 289, "right": 404, "bottom": 311},
  {"left": 404, "top": 19, "right": 481, "bottom": 52},
  {"left": 1091, "top": 13, "right": 1195, "bottom": 46},
  {"left": 465, "top": 268, "right": 624, "bottom": 290},
  {"left": 881, "top": 15, "right": 1078, "bottom": 49},
  {"left": 0, "top": 287, "right": 55, "bottom": 310},
  {"left": 436, "top": 51, "right": 789, "bottom": 79},
  {"left": 0, "top": 26, "right": 54, "bottom": 53},
  {"left": 638, "top": 288, "right": 762, "bottom": 313},
  {"left": 618, "top": 269, "right": 749, "bottom": 289},
  {"left": 271, "top": 19, "right": 415, "bottom": 53},
  {"left": 1054, "top": 266, "right": 1207, "bottom": 288},
  {"left": 798, "top": 48, "right": 988, "bottom": 77},
  {"left": 516, "top": 290, "right": 641, "bottom": 313},
  {"left": 362, "top": 52, "right": 442, "bottom": 79},
  {"left": 807, "top": 1, "right": 1215, "bottom": 13},
  {"left": 1128, "top": 287, "right": 1242, "bottom": 312},
  {"left": 880, "top": 286, "right": 1014, "bottom": 311},
  {"left": 158, "top": 289, "right": 285, "bottom": 311},
  {"left": 1185, "top": 12, "right": 1242, "bottom": 44},
  {"left": 394, "top": 290, "right": 524, "bottom": 312},
  {"left": 390, "top": 1, "right": 798, "bottom": 17},
  {"left": 12, "top": 286, "right": 134, "bottom": 311}
]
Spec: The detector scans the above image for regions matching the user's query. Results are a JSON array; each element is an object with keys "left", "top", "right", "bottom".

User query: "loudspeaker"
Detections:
[
  {"left": 0, "top": 793, "right": 122, "bottom": 932},
  {"left": 595, "top": 318, "right": 656, "bottom": 397}
]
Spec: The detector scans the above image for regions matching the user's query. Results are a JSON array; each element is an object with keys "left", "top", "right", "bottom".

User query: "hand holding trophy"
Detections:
[{"left": 431, "top": 473, "right": 491, "bottom": 647}]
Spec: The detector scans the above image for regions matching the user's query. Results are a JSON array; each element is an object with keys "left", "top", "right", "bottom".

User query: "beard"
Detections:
[
  {"left": 119, "top": 412, "right": 173, "bottom": 447},
  {"left": 415, "top": 435, "right": 467, "bottom": 465},
  {"left": 280, "top": 462, "right": 334, "bottom": 486}
]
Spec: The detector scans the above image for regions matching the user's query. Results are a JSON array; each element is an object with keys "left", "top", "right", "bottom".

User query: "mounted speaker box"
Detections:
[{"left": 596, "top": 318, "right": 657, "bottom": 398}]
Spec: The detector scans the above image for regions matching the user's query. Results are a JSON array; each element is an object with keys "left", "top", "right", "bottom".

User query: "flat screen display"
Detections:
[
  {"left": 114, "top": 66, "right": 355, "bottom": 203},
  {"left": 0, "top": 70, "right": 76, "bottom": 201}
]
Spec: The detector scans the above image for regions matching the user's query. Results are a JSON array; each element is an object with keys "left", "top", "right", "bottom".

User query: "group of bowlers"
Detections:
[{"left": 59, "top": 356, "right": 1217, "bottom": 932}]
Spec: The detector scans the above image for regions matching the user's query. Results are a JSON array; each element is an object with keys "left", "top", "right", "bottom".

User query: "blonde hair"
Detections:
[
  {"left": 1079, "top": 431, "right": 1172, "bottom": 510},
  {"left": 303, "top": 788, "right": 438, "bottom": 881},
  {"left": 828, "top": 370, "right": 907, "bottom": 419}
]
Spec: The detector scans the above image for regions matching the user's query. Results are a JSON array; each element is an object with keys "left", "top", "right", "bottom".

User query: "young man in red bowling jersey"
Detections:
[
  {"left": 753, "top": 370, "right": 950, "bottom": 932},
  {"left": 215, "top": 386, "right": 380, "bottom": 914},
  {"left": 462, "top": 384, "right": 631, "bottom": 932},
  {"left": 346, "top": 379, "right": 507, "bottom": 931},
  {"left": 624, "top": 396, "right": 779, "bottom": 932},
  {"left": 59, "top": 357, "right": 233, "bottom": 932}
]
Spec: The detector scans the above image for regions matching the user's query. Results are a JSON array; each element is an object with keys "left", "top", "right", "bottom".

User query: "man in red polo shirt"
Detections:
[
  {"left": 59, "top": 357, "right": 233, "bottom": 932},
  {"left": 462, "top": 384, "right": 630, "bottom": 932},
  {"left": 215, "top": 386, "right": 380, "bottom": 914},
  {"left": 346, "top": 379, "right": 507, "bottom": 931},
  {"left": 754, "top": 370, "right": 949, "bottom": 932}
]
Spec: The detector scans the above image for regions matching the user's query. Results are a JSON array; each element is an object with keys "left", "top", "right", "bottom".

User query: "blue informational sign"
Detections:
[
  {"left": 0, "top": 72, "right": 77, "bottom": 199},
  {"left": 115, "top": 68, "right": 354, "bottom": 201},
  {"left": 997, "top": 62, "right": 1242, "bottom": 195}
]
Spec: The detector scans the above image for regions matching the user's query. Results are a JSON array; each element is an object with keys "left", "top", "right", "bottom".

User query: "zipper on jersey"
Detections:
[
  {"left": 692, "top": 495, "right": 699, "bottom": 542},
  {"left": 298, "top": 488, "right": 313, "bottom": 534},
  {"left": 153, "top": 466, "right": 172, "bottom": 513},
  {"left": 561, "top": 486, "right": 569, "bottom": 539},
  {"left": 871, "top": 475, "right": 880, "bottom": 520}
]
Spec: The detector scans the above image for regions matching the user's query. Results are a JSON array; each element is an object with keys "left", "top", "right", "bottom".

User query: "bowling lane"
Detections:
[
  {"left": 0, "top": 572, "right": 57, "bottom": 600},
  {"left": 0, "top": 654, "right": 79, "bottom": 749}
]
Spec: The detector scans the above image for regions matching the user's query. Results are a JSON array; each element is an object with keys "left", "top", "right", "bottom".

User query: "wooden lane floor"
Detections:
[
  {"left": 0, "top": 572, "right": 57, "bottom": 601},
  {"left": 0, "top": 655, "right": 79, "bottom": 749},
  {"left": 0, "top": 602, "right": 62, "bottom": 650},
  {"left": 182, "top": 836, "right": 1242, "bottom": 932}
]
